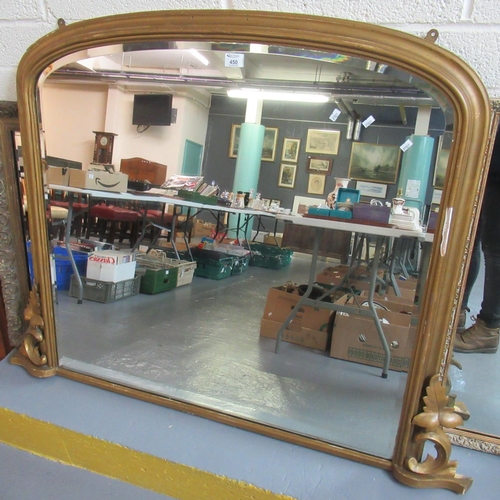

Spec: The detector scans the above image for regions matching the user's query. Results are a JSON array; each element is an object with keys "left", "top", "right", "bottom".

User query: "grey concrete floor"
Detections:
[
  {"left": 1, "top": 354, "right": 499, "bottom": 500},
  {"left": 54, "top": 250, "right": 408, "bottom": 459}
]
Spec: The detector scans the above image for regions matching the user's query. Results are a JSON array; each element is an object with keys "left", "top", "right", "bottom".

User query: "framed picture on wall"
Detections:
[
  {"left": 355, "top": 181, "right": 388, "bottom": 198},
  {"left": 278, "top": 163, "right": 297, "bottom": 188},
  {"left": 228, "top": 124, "right": 241, "bottom": 158},
  {"left": 281, "top": 138, "right": 301, "bottom": 162},
  {"left": 306, "top": 155, "right": 333, "bottom": 175},
  {"left": 262, "top": 127, "right": 279, "bottom": 162},
  {"left": 433, "top": 149, "right": 449, "bottom": 189},
  {"left": 229, "top": 124, "right": 279, "bottom": 162},
  {"left": 307, "top": 173, "right": 326, "bottom": 195},
  {"left": 305, "top": 129, "right": 340, "bottom": 155},
  {"left": 348, "top": 142, "right": 400, "bottom": 183}
]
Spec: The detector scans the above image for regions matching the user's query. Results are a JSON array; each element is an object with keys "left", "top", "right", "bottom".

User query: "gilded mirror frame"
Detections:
[
  {"left": 0, "top": 102, "right": 29, "bottom": 351},
  {"left": 11, "top": 10, "right": 491, "bottom": 492},
  {"left": 445, "top": 105, "right": 500, "bottom": 456}
]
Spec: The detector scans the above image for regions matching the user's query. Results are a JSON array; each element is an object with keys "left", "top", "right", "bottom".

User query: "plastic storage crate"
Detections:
[
  {"left": 139, "top": 267, "right": 178, "bottom": 294},
  {"left": 136, "top": 253, "right": 197, "bottom": 289},
  {"left": 69, "top": 275, "right": 141, "bottom": 303},
  {"left": 173, "top": 260, "right": 197, "bottom": 286},
  {"left": 54, "top": 246, "right": 88, "bottom": 290},
  {"left": 249, "top": 243, "right": 293, "bottom": 269},
  {"left": 231, "top": 253, "right": 251, "bottom": 275},
  {"left": 190, "top": 247, "right": 234, "bottom": 280}
]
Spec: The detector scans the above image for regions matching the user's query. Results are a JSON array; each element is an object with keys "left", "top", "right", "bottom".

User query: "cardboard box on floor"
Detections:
[
  {"left": 193, "top": 220, "right": 216, "bottom": 238},
  {"left": 357, "top": 291, "right": 419, "bottom": 317},
  {"left": 315, "top": 265, "right": 350, "bottom": 287},
  {"left": 263, "top": 233, "right": 283, "bottom": 247},
  {"left": 330, "top": 294, "right": 414, "bottom": 372},
  {"left": 260, "top": 286, "right": 333, "bottom": 351}
]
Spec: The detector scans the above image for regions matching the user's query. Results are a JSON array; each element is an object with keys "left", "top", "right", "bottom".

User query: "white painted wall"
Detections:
[
  {"left": 40, "top": 83, "right": 107, "bottom": 167},
  {"left": 1, "top": 1, "right": 500, "bottom": 102},
  {"left": 40, "top": 82, "right": 209, "bottom": 180}
]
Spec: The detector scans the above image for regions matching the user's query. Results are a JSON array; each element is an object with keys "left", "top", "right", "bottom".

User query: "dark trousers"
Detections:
[{"left": 462, "top": 181, "right": 500, "bottom": 328}]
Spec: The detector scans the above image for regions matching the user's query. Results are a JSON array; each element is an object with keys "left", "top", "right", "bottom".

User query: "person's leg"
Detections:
[
  {"left": 461, "top": 224, "right": 482, "bottom": 311},
  {"left": 477, "top": 181, "right": 500, "bottom": 328},
  {"left": 454, "top": 182, "right": 500, "bottom": 353},
  {"left": 457, "top": 225, "right": 482, "bottom": 330}
]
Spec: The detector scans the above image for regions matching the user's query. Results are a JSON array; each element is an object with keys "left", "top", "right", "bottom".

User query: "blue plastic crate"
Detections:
[{"left": 53, "top": 246, "right": 88, "bottom": 290}]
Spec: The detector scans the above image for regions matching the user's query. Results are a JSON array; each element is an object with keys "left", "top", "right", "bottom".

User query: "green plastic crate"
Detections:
[
  {"left": 230, "top": 253, "right": 251, "bottom": 275},
  {"left": 139, "top": 266, "right": 178, "bottom": 294},
  {"left": 176, "top": 190, "right": 218, "bottom": 205},
  {"left": 249, "top": 243, "right": 293, "bottom": 269},
  {"left": 191, "top": 248, "right": 234, "bottom": 280}
]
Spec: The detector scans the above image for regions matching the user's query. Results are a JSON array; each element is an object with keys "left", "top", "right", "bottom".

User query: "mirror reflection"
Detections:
[{"left": 34, "top": 40, "right": 453, "bottom": 459}]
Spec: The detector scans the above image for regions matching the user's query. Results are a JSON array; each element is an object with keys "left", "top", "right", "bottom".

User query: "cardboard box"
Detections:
[
  {"left": 86, "top": 250, "right": 136, "bottom": 282},
  {"left": 193, "top": 220, "right": 216, "bottom": 238},
  {"left": 69, "top": 170, "right": 128, "bottom": 192},
  {"left": 315, "top": 265, "right": 350, "bottom": 287},
  {"left": 260, "top": 287, "right": 333, "bottom": 350},
  {"left": 358, "top": 291, "right": 418, "bottom": 316},
  {"left": 260, "top": 318, "right": 330, "bottom": 351},
  {"left": 46, "top": 166, "right": 70, "bottom": 186},
  {"left": 330, "top": 295, "right": 413, "bottom": 372},
  {"left": 263, "top": 233, "right": 283, "bottom": 247}
]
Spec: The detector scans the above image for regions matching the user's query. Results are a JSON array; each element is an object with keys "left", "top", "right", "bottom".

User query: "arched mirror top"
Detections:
[{"left": 14, "top": 9, "right": 492, "bottom": 493}]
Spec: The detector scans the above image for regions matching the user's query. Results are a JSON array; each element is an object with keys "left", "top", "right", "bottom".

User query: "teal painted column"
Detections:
[
  {"left": 397, "top": 135, "right": 435, "bottom": 210},
  {"left": 229, "top": 122, "right": 265, "bottom": 239}
]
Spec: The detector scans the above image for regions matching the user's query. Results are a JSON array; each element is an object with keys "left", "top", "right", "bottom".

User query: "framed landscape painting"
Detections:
[
  {"left": 348, "top": 143, "right": 400, "bottom": 183},
  {"left": 306, "top": 155, "right": 333, "bottom": 175},
  {"left": 229, "top": 124, "right": 279, "bottom": 162}
]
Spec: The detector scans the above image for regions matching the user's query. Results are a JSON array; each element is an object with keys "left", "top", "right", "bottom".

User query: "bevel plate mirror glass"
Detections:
[{"left": 38, "top": 38, "right": 449, "bottom": 460}]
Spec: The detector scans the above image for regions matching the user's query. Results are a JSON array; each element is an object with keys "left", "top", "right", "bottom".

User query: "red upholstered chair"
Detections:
[
  {"left": 87, "top": 203, "right": 140, "bottom": 246},
  {"left": 48, "top": 189, "right": 89, "bottom": 238},
  {"left": 49, "top": 200, "right": 89, "bottom": 238},
  {"left": 134, "top": 205, "right": 194, "bottom": 244}
]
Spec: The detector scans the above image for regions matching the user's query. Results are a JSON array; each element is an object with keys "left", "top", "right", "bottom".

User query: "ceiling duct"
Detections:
[{"left": 334, "top": 98, "right": 362, "bottom": 140}]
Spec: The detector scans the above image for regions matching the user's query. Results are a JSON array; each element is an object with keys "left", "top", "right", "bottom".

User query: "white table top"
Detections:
[
  {"left": 275, "top": 213, "right": 434, "bottom": 242},
  {"left": 49, "top": 184, "right": 278, "bottom": 217}
]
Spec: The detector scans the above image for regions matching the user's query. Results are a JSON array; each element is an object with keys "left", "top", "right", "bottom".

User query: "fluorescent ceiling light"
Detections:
[
  {"left": 227, "top": 89, "right": 329, "bottom": 103},
  {"left": 188, "top": 49, "right": 209, "bottom": 66}
]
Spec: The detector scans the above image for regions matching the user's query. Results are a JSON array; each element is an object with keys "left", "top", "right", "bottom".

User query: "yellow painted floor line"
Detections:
[{"left": 0, "top": 407, "right": 295, "bottom": 500}]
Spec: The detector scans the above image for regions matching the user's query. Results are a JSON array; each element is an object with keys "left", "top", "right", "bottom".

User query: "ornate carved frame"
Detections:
[
  {"left": 0, "top": 101, "right": 29, "bottom": 350},
  {"left": 10, "top": 10, "right": 492, "bottom": 492}
]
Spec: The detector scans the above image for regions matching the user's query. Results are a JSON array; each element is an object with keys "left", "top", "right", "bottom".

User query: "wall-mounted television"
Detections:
[{"left": 132, "top": 94, "right": 173, "bottom": 126}]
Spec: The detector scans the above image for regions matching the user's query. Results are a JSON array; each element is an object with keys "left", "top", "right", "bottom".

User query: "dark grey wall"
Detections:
[{"left": 201, "top": 95, "right": 447, "bottom": 229}]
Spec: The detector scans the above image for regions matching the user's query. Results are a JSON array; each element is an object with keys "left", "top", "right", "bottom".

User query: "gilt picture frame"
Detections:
[
  {"left": 434, "top": 149, "right": 450, "bottom": 189},
  {"left": 281, "top": 138, "right": 300, "bottom": 162},
  {"left": 307, "top": 173, "right": 326, "bottom": 195},
  {"left": 305, "top": 129, "right": 340, "bottom": 155},
  {"left": 278, "top": 163, "right": 297, "bottom": 188},
  {"left": 229, "top": 124, "right": 279, "bottom": 162}
]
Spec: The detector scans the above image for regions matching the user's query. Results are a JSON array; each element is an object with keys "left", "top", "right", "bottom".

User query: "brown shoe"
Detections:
[{"left": 454, "top": 318, "right": 500, "bottom": 353}]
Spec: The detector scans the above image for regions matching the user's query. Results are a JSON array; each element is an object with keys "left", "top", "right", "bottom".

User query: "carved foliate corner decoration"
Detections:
[
  {"left": 10, "top": 284, "right": 56, "bottom": 377},
  {"left": 400, "top": 375, "right": 473, "bottom": 493}
]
